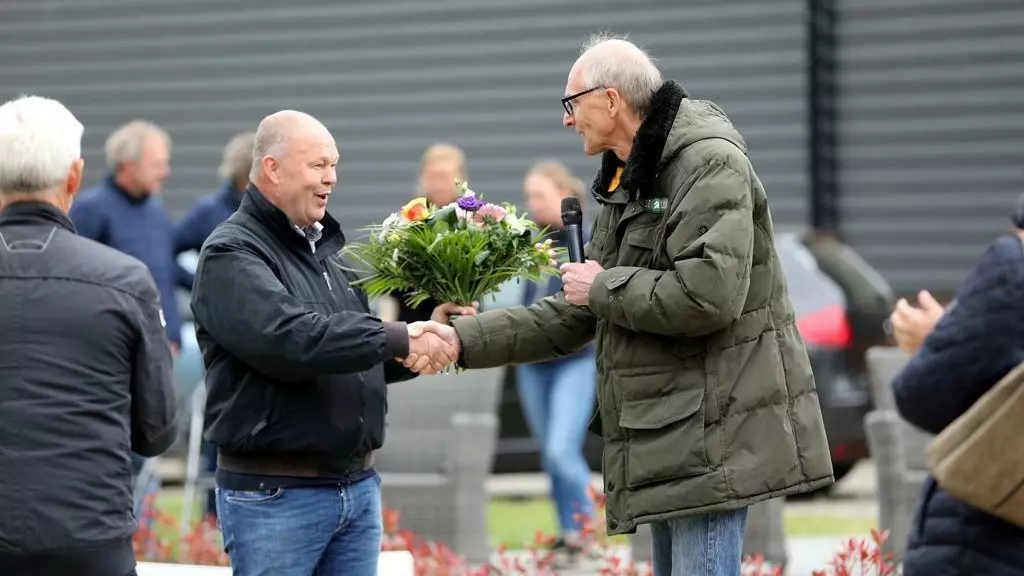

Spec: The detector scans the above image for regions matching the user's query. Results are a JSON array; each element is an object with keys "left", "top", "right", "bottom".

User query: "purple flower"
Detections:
[{"left": 456, "top": 191, "right": 485, "bottom": 212}]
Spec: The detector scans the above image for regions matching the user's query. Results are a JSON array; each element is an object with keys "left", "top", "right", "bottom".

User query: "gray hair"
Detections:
[
  {"left": 578, "top": 32, "right": 663, "bottom": 118},
  {"left": 218, "top": 131, "right": 256, "bottom": 182},
  {"left": 0, "top": 95, "right": 84, "bottom": 196},
  {"left": 104, "top": 119, "right": 171, "bottom": 170}
]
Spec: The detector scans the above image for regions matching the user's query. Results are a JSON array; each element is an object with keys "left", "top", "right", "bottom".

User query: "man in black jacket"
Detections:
[
  {"left": 0, "top": 96, "right": 178, "bottom": 576},
  {"left": 190, "top": 109, "right": 467, "bottom": 576}
]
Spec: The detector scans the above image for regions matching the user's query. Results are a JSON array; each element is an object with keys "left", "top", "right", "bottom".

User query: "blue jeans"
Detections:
[
  {"left": 650, "top": 507, "right": 748, "bottom": 576},
  {"left": 515, "top": 354, "right": 596, "bottom": 533},
  {"left": 216, "top": 474, "right": 383, "bottom": 576}
]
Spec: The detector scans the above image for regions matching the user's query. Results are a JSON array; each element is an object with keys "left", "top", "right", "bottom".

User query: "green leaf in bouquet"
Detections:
[
  {"left": 404, "top": 290, "right": 434, "bottom": 309},
  {"left": 431, "top": 220, "right": 450, "bottom": 235},
  {"left": 473, "top": 250, "right": 490, "bottom": 267},
  {"left": 429, "top": 205, "right": 458, "bottom": 226},
  {"left": 427, "top": 233, "right": 446, "bottom": 253}
]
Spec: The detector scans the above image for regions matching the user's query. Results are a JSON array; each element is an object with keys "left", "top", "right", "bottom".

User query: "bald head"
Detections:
[
  {"left": 250, "top": 109, "right": 338, "bottom": 227},
  {"left": 250, "top": 110, "right": 331, "bottom": 181},
  {"left": 570, "top": 34, "right": 662, "bottom": 118}
]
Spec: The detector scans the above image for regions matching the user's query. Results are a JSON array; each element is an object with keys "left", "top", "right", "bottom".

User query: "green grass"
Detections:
[
  {"left": 487, "top": 497, "right": 879, "bottom": 547},
  {"left": 154, "top": 492, "right": 877, "bottom": 550},
  {"left": 783, "top": 511, "right": 878, "bottom": 537}
]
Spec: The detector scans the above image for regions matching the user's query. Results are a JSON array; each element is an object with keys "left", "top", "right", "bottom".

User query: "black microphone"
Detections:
[{"left": 561, "top": 197, "right": 585, "bottom": 263}]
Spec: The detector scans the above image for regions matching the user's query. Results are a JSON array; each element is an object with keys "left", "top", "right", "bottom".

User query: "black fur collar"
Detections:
[{"left": 591, "top": 80, "right": 688, "bottom": 202}]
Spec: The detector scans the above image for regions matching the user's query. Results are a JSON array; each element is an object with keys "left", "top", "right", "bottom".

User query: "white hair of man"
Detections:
[
  {"left": 0, "top": 95, "right": 84, "bottom": 197},
  {"left": 104, "top": 119, "right": 171, "bottom": 170},
  {"left": 577, "top": 32, "right": 663, "bottom": 118},
  {"left": 219, "top": 131, "right": 256, "bottom": 182}
]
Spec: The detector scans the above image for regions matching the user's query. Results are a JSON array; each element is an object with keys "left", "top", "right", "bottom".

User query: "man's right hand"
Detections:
[{"left": 402, "top": 321, "right": 462, "bottom": 374}]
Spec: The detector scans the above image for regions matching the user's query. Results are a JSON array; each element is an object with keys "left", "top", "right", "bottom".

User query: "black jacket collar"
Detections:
[
  {"left": 239, "top": 184, "right": 346, "bottom": 257},
  {"left": 0, "top": 200, "right": 76, "bottom": 233},
  {"left": 592, "top": 80, "right": 688, "bottom": 203}
]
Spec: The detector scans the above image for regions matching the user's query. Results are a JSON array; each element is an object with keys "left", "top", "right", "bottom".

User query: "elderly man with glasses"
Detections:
[{"left": 407, "top": 33, "right": 833, "bottom": 576}]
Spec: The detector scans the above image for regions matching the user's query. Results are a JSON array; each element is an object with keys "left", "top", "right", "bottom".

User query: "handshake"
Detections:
[{"left": 397, "top": 302, "right": 476, "bottom": 375}]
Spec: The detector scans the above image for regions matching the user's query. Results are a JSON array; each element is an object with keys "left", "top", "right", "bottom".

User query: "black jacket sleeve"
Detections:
[
  {"left": 130, "top": 271, "right": 179, "bottom": 457},
  {"left": 191, "top": 241, "right": 409, "bottom": 381},
  {"left": 383, "top": 360, "right": 418, "bottom": 384}
]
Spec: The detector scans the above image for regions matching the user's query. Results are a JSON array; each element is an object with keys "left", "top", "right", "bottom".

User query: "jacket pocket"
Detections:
[
  {"left": 228, "top": 382, "right": 276, "bottom": 453},
  {"left": 619, "top": 387, "right": 709, "bottom": 488},
  {"left": 620, "top": 221, "right": 658, "bottom": 268}
]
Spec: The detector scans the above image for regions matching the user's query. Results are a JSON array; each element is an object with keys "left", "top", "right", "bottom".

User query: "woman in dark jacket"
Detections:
[{"left": 892, "top": 193, "right": 1024, "bottom": 575}]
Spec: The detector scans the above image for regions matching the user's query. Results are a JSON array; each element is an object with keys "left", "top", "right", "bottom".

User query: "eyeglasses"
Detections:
[{"left": 561, "top": 86, "right": 605, "bottom": 116}]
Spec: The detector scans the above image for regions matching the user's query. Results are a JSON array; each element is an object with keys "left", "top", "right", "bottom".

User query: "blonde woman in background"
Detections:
[
  {"left": 418, "top": 142, "right": 466, "bottom": 210},
  {"left": 392, "top": 143, "right": 470, "bottom": 324},
  {"left": 516, "top": 161, "right": 597, "bottom": 565}
]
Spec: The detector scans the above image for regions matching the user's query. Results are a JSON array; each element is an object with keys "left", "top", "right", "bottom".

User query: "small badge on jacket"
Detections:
[{"left": 644, "top": 198, "right": 668, "bottom": 214}]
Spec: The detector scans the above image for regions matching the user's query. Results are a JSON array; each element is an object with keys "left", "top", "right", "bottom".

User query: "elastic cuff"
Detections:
[
  {"left": 382, "top": 321, "right": 410, "bottom": 358},
  {"left": 451, "top": 316, "right": 481, "bottom": 368}
]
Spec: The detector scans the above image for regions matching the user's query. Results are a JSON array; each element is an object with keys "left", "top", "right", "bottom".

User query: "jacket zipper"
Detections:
[{"left": 306, "top": 249, "right": 333, "bottom": 295}]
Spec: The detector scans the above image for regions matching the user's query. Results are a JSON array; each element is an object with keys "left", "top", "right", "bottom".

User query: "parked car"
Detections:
[{"left": 487, "top": 230, "right": 894, "bottom": 483}]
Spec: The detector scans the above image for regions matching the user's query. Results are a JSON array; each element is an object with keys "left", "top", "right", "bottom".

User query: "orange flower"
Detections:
[{"left": 400, "top": 197, "right": 429, "bottom": 222}]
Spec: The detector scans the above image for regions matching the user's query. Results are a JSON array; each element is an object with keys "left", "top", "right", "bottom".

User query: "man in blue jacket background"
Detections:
[{"left": 70, "top": 119, "right": 187, "bottom": 355}]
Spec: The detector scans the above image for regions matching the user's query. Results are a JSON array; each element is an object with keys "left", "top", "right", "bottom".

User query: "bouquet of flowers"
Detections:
[{"left": 341, "top": 180, "right": 562, "bottom": 309}]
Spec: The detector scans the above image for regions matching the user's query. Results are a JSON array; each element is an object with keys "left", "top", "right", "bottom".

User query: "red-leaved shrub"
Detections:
[
  {"left": 133, "top": 493, "right": 230, "bottom": 566},
  {"left": 134, "top": 487, "right": 900, "bottom": 575}
]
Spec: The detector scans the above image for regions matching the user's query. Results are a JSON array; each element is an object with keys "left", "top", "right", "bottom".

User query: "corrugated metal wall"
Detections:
[
  {"left": 0, "top": 0, "right": 809, "bottom": 235},
  {"left": 835, "top": 0, "right": 1024, "bottom": 294}
]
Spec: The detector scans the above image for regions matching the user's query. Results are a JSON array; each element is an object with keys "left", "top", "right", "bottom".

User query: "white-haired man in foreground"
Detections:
[
  {"left": 0, "top": 95, "right": 177, "bottom": 576},
  {"left": 408, "top": 34, "right": 834, "bottom": 575}
]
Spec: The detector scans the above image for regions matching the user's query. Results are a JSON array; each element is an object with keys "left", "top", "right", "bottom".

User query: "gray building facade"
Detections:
[
  {"left": 834, "top": 0, "right": 1024, "bottom": 294},
  {"left": 1, "top": 0, "right": 1021, "bottom": 295}
]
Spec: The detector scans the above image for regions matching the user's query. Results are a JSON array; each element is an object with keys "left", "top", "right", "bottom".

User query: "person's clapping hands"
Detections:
[{"left": 890, "top": 289, "right": 945, "bottom": 353}]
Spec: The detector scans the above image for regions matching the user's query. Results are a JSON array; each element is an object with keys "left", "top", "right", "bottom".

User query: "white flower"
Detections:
[
  {"left": 379, "top": 213, "right": 402, "bottom": 241},
  {"left": 505, "top": 213, "right": 527, "bottom": 235}
]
